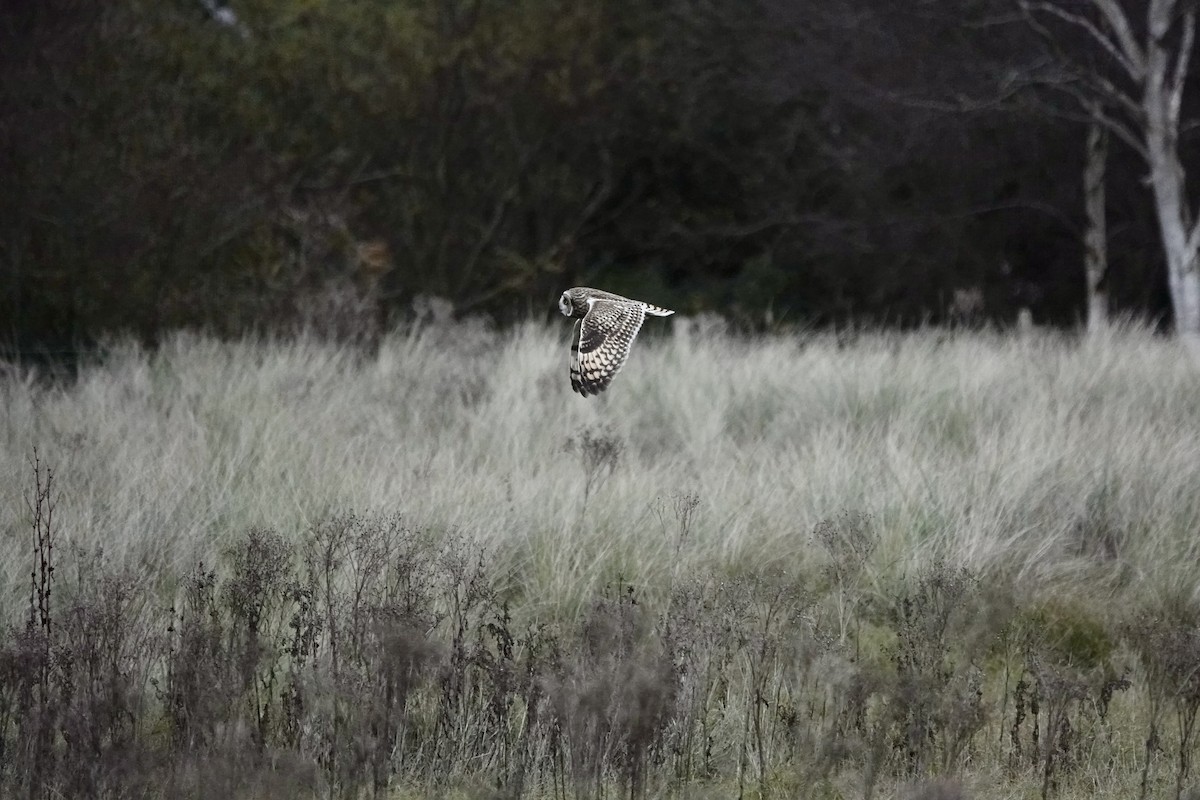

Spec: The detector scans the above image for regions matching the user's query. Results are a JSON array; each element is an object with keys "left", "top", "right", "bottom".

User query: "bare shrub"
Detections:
[
  {"left": 664, "top": 576, "right": 755, "bottom": 786},
  {"left": 1125, "top": 600, "right": 1200, "bottom": 800},
  {"left": 163, "top": 563, "right": 233, "bottom": 754},
  {"left": 295, "top": 513, "right": 442, "bottom": 794},
  {"left": 665, "top": 570, "right": 851, "bottom": 798},
  {"left": 464, "top": 600, "right": 551, "bottom": 799},
  {"left": 1028, "top": 661, "right": 1091, "bottom": 800},
  {"left": 435, "top": 539, "right": 499, "bottom": 775},
  {"left": 224, "top": 528, "right": 295, "bottom": 751},
  {"left": 868, "top": 562, "right": 1001, "bottom": 790},
  {"left": 1013, "top": 599, "right": 1128, "bottom": 792},
  {"left": 545, "top": 585, "right": 680, "bottom": 800},
  {"left": 8, "top": 451, "right": 59, "bottom": 792},
  {"left": 814, "top": 511, "right": 878, "bottom": 590},
  {"left": 1, "top": 456, "right": 163, "bottom": 796},
  {"left": 655, "top": 492, "right": 701, "bottom": 556},
  {"left": 813, "top": 512, "right": 878, "bottom": 658},
  {"left": 567, "top": 426, "right": 623, "bottom": 519},
  {"left": 55, "top": 549, "right": 157, "bottom": 797},
  {"left": 732, "top": 572, "right": 817, "bottom": 799}
]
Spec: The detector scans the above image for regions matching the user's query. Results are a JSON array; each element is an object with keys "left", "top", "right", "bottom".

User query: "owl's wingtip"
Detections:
[{"left": 570, "top": 378, "right": 609, "bottom": 398}]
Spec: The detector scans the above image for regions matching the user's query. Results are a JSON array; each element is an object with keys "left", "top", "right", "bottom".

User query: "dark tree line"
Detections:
[{"left": 0, "top": 0, "right": 1191, "bottom": 352}]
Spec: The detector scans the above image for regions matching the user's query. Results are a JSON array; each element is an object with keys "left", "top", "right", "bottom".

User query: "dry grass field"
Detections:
[{"left": 2, "top": 321, "right": 1200, "bottom": 798}]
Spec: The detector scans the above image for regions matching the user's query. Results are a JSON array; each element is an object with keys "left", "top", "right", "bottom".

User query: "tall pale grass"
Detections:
[{"left": 3, "top": 321, "right": 1199, "bottom": 617}]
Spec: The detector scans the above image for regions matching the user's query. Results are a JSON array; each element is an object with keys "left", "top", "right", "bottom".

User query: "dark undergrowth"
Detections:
[{"left": 4, "top": 458, "right": 1199, "bottom": 799}]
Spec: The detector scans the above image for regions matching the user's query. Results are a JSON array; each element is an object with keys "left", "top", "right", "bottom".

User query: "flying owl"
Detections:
[{"left": 558, "top": 287, "right": 675, "bottom": 397}]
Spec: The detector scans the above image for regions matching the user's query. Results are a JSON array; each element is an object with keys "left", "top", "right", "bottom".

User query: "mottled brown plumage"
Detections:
[{"left": 558, "top": 287, "right": 674, "bottom": 397}]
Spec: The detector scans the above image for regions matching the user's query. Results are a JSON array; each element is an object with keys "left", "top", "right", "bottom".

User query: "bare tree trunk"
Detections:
[
  {"left": 1083, "top": 110, "right": 1108, "bottom": 333},
  {"left": 1022, "top": 0, "right": 1200, "bottom": 344},
  {"left": 1145, "top": 152, "right": 1200, "bottom": 339},
  {"left": 1143, "top": 1, "right": 1200, "bottom": 340},
  {"left": 1150, "top": 164, "right": 1200, "bottom": 347}
]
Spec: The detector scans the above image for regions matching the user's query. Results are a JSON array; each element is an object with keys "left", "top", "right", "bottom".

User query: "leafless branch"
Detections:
[
  {"left": 1093, "top": 0, "right": 1147, "bottom": 74},
  {"left": 1148, "top": 0, "right": 1180, "bottom": 41},
  {"left": 864, "top": 83, "right": 1030, "bottom": 114},
  {"left": 1014, "top": 3, "right": 1149, "bottom": 154},
  {"left": 457, "top": 184, "right": 520, "bottom": 295},
  {"left": 668, "top": 215, "right": 800, "bottom": 243},
  {"left": 961, "top": 11, "right": 1029, "bottom": 29},
  {"left": 1169, "top": 9, "right": 1195, "bottom": 130},
  {"left": 1020, "top": 0, "right": 1143, "bottom": 79},
  {"left": 1059, "top": 88, "right": 1149, "bottom": 156},
  {"left": 1019, "top": 1, "right": 1141, "bottom": 113},
  {"left": 1082, "top": 69, "right": 1144, "bottom": 121},
  {"left": 1186, "top": 216, "right": 1200, "bottom": 257},
  {"left": 560, "top": 150, "right": 617, "bottom": 243},
  {"left": 1096, "top": 116, "right": 1145, "bottom": 156}
]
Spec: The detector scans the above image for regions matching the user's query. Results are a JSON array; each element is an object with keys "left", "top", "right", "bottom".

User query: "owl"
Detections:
[{"left": 558, "top": 287, "right": 675, "bottom": 396}]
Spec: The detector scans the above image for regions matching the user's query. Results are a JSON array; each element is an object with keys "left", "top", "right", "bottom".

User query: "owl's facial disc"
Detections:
[{"left": 559, "top": 292, "right": 572, "bottom": 317}]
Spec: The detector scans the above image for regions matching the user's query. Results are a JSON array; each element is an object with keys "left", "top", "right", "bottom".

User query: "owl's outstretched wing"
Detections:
[{"left": 569, "top": 300, "right": 647, "bottom": 397}]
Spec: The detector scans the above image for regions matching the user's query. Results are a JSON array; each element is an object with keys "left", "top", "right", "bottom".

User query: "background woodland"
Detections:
[{"left": 4, "top": 0, "right": 1197, "bottom": 353}]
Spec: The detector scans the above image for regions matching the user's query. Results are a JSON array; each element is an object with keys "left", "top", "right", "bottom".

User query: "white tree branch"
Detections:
[
  {"left": 1186, "top": 219, "right": 1200, "bottom": 257},
  {"left": 1018, "top": 2, "right": 1143, "bottom": 119},
  {"left": 1026, "top": 70, "right": 1147, "bottom": 156},
  {"left": 1093, "top": 0, "right": 1147, "bottom": 74},
  {"left": 1148, "top": 0, "right": 1179, "bottom": 41},
  {"left": 1021, "top": 0, "right": 1143, "bottom": 79},
  {"left": 1082, "top": 70, "right": 1143, "bottom": 122},
  {"left": 1169, "top": 9, "right": 1195, "bottom": 130},
  {"left": 1075, "top": 99, "right": 1148, "bottom": 157}
]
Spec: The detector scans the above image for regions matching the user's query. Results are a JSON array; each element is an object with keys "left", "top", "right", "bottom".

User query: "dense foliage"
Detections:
[{"left": 0, "top": 0, "right": 1182, "bottom": 351}]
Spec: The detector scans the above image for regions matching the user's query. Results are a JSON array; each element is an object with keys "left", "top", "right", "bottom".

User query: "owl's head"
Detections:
[{"left": 559, "top": 288, "right": 588, "bottom": 318}]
